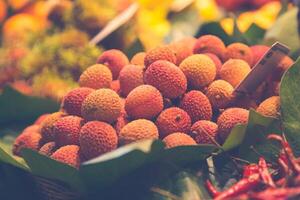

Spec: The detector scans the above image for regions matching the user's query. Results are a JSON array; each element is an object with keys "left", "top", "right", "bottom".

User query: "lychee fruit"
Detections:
[
  {"left": 144, "top": 60, "right": 187, "bottom": 98},
  {"left": 130, "top": 52, "right": 146, "bottom": 66},
  {"left": 256, "top": 96, "right": 280, "bottom": 118},
  {"left": 179, "top": 54, "right": 216, "bottom": 89},
  {"left": 39, "top": 142, "right": 57, "bottom": 156},
  {"left": 193, "top": 35, "right": 226, "bottom": 61},
  {"left": 206, "top": 80, "right": 234, "bottom": 109},
  {"left": 271, "top": 56, "right": 294, "bottom": 81},
  {"left": 81, "top": 88, "right": 122, "bottom": 123},
  {"left": 163, "top": 132, "right": 196, "bottom": 149},
  {"left": 119, "top": 64, "right": 144, "bottom": 97},
  {"left": 204, "top": 53, "right": 223, "bottom": 76},
  {"left": 225, "top": 43, "right": 254, "bottom": 66},
  {"left": 53, "top": 116, "right": 84, "bottom": 146},
  {"left": 50, "top": 145, "right": 81, "bottom": 169},
  {"left": 97, "top": 49, "right": 129, "bottom": 79},
  {"left": 110, "top": 80, "right": 120, "bottom": 94},
  {"left": 23, "top": 125, "right": 40, "bottom": 134},
  {"left": 190, "top": 120, "right": 218, "bottom": 144},
  {"left": 34, "top": 113, "right": 50, "bottom": 125},
  {"left": 144, "top": 45, "right": 177, "bottom": 68},
  {"left": 40, "top": 112, "right": 66, "bottom": 143},
  {"left": 125, "top": 85, "right": 163, "bottom": 120},
  {"left": 119, "top": 119, "right": 159, "bottom": 145},
  {"left": 155, "top": 107, "right": 192, "bottom": 138},
  {"left": 180, "top": 90, "right": 213, "bottom": 123},
  {"left": 61, "top": 87, "right": 94, "bottom": 117},
  {"left": 79, "top": 64, "right": 112, "bottom": 89},
  {"left": 80, "top": 121, "right": 118, "bottom": 160},
  {"left": 250, "top": 45, "right": 269, "bottom": 66},
  {"left": 13, "top": 131, "right": 42, "bottom": 156},
  {"left": 219, "top": 59, "right": 251, "bottom": 87},
  {"left": 217, "top": 108, "right": 249, "bottom": 143},
  {"left": 169, "top": 37, "right": 197, "bottom": 65}
]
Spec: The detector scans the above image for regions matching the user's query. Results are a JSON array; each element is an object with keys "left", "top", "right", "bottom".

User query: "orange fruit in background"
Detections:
[
  {"left": 3, "top": 13, "right": 46, "bottom": 41},
  {"left": 0, "top": 0, "right": 7, "bottom": 23},
  {"left": 23, "top": 1, "right": 51, "bottom": 20},
  {"left": 8, "top": 0, "right": 31, "bottom": 10}
]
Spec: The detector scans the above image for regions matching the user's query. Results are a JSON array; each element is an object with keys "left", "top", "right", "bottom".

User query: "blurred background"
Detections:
[{"left": 0, "top": 0, "right": 292, "bottom": 101}]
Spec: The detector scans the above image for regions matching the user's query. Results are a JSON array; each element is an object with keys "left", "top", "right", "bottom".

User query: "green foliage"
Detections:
[
  {"left": 0, "top": 86, "right": 59, "bottom": 125},
  {"left": 264, "top": 8, "right": 300, "bottom": 54},
  {"left": 281, "top": 57, "right": 300, "bottom": 156},
  {"left": 20, "top": 28, "right": 101, "bottom": 80}
]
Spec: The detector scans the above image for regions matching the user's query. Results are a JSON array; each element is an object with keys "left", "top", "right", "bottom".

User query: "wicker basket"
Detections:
[{"left": 34, "top": 176, "right": 81, "bottom": 200}]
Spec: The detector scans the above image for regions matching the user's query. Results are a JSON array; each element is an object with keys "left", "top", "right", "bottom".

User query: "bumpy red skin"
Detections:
[
  {"left": 155, "top": 107, "right": 192, "bottom": 139},
  {"left": 204, "top": 53, "right": 222, "bottom": 76},
  {"left": 39, "top": 142, "right": 56, "bottom": 156},
  {"left": 50, "top": 145, "right": 81, "bottom": 169},
  {"left": 193, "top": 35, "right": 226, "bottom": 61},
  {"left": 34, "top": 114, "right": 50, "bottom": 125},
  {"left": 180, "top": 90, "right": 212, "bottom": 123},
  {"left": 13, "top": 131, "right": 42, "bottom": 156},
  {"left": 97, "top": 49, "right": 129, "bottom": 79},
  {"left": 144, "top": 60, "right": 187, "bottom": 99},
  {"left": 61, "top": 87, "right": 94, "bottom": 117},
  {"left": 217, "top": 108, "right": 249, "bottom": 144},
  {"left": 125, "top": 85, "right": 164, "bottom": 120},
  {"left": 250, "top": 45, "right": 269, "bottom": 67},
  {"left": 190, "top": 120, "right": 218, "bottom": 144},
  {"left": 79, "top": 121, "right": 118, "bottom": 160},
  {"left": 144, "top": 45, "right": 177, "bottom": 68},
  {"left": 54, "top": 116, "right": 84, "bottom": 147}
]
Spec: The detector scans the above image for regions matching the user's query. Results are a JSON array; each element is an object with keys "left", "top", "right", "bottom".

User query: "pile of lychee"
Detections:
[{"left": 12, "top": 35, "right": 293, "bottom": 169}]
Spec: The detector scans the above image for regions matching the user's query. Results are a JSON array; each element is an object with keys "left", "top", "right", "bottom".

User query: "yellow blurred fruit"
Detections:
[
  {"left": 3, "top": 14, "right": 46, "bottom": 41},
  {"left": 8, "top": 0, "right": 31, "bottom": 10},
  {"left": 220, "top": 1, "right": 281, "bottom": 34}
]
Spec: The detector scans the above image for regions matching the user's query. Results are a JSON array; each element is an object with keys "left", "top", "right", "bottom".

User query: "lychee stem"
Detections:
[{"left": 175, "top": 115, "right": 181, "bottom": 122}]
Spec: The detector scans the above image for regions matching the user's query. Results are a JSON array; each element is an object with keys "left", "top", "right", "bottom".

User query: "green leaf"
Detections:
[
  {"left": 222, "top": 110, "right": 279, "bottom": 155},
  {"left": 21, "top": 149, "right": 84, "bottom": 192},
  {"left": 281, "top": 57, "right": 300, "bottom": 156},
  {"left": 163, "top": 145, "right": 217, "bottom": 165},
  {"left": 80, "top": 140, "right": 164, "bottom": 190},
  {"left": 244, "top": 23, "right": 266, "bottom": 45},
  {"left": 0, "top": 125, "right": 28, "bottom": 170},
  {"left": 0, "top": 86, "right": 59, "bottom": 126},
  {"left": 237, "top": 111, "right": 281, "bottom": 163},
  {"left": 0, "top": 145, "right": 28, "bottom": 170},
  {"left": 264, "top": 8, "right": 300, "bottom": 53},
  {"left": 222, "top": 125, "right": 247, "bottom": 151},
  {"left": 150, "top": 170, "right": 211, "bottom": 200}
]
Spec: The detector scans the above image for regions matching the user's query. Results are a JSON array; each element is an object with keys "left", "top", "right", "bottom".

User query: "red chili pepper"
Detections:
[
  {"left": 275, "top": 177, "right": 286, "bottom": 187},
  {"left": 249, "top": 187, "right": 300, "bottom": 200},
  {"left": 214, "top": 174, "right": 260, "bottom": 200},
  {"left": 243, "top": 164, "right": 259, "bottom": 178},
  {"left": 258, "top": 157, "right": 276, "bottom": 187},
  {"left": 278, "top": 156, "right": 289, "bottom": 177},
  {"left": 268, "top": 134, "right": 300, "bottom": 175},
  {"left": 205, "top": 180, "right": 219, "bottom": 197}
]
